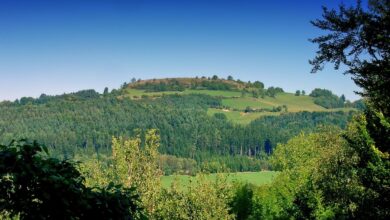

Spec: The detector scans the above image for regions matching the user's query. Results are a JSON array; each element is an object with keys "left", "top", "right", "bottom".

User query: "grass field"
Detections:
[
  {"left": 222, "top": 97, "right": 275, "bottom": 110},
  {"left": 221, "top": 93, "right": 326, "bottom": 112},
  {"left": 161, "top": 171, "right": 278, "bottom": 188},
  {"left": 207, "top": 108, "right": 280, "bottom": 124},
  {"left": 125, "top": 89, "right": 325, "bottom": 112},
  {"left": 124, "top": 88, "right": 356, "bottom": 124}
]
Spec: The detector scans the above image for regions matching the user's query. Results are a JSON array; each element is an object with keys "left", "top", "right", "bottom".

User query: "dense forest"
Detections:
[{"left": 0, "top": 88, "right": 354, "bottom": 173}]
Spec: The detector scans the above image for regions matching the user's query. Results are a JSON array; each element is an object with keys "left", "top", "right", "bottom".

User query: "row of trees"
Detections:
[
  {"left": 130, "top": 77, "right": 256, "bottom": 92},
  {"left": 127, "top": 76, "right": 279, "bottom": 96},
  {"left": 295, "top": 90, "right": 306, "bottom": 96}
]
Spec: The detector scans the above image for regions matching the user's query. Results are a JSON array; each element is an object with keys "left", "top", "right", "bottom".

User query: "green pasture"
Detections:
[
  {"left": 124, "top": 88, "right": 355, "bottom": 124},
  {"left": 208, "top": 108, "right": 280, "bottom": 124},
  {"left": 161, "top": 171, "right": 278, "bottom": 189},
  {"left": 221, "top": 93, "right": 326, "bottom": 112}
]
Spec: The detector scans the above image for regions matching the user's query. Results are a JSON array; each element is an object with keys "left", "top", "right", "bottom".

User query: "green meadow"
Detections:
[
  {"left": 161, "top": 171, "right": 278, "bottom": 189},
  {"left": 124, "top": 88, "right": 355, "bottom": 124},
  {"left": 207, "top": 108, "right": 280, "bottom": 124}
]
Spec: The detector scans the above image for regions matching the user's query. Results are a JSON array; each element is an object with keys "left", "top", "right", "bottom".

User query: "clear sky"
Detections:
[{"left": 0, "top": 0, "right": 361, "bottom": 101}]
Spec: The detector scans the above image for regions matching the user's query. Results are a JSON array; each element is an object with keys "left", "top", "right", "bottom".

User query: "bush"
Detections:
[
  {"left": 229, "top": 183, "right": 254, "bottom": 219},
  {"left": 154, "top": 174, "right": 234, "bottom": 219},
  {"left": 0, "top": 140, "right": 144, "bottom": 219}
]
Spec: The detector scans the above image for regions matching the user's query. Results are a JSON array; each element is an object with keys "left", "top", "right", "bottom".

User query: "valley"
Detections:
[{"left": 1, "top": 0, "right": 388, "bottom": 218}]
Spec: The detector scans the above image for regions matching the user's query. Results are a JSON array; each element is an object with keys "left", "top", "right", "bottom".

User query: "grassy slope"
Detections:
[
  {"left": 124, "top": 89, "right": 324, "bottom": 112},
  {"left": 221, "top": 93, "right": 325, "bottom": 111},
  {"left": 207, "top": 108, "right": 280, "bottom": 125},
  {"left": 161, "top": 171, "right": 278, "bottom": 188},
  {"left": 124, "top": 88, "right": 355, "bottom": 124}
]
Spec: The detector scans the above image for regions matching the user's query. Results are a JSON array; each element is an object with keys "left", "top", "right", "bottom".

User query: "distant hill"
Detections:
[
  {"left": 121, "top": 77, "right": 359, "bottom": 124},
  {"left": 0, "top": 76, "right": 360, "bottom": 174}
]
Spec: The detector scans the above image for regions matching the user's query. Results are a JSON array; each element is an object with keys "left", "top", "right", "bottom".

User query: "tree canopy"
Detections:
[
  {"left": 310, "top": 0, "right": 390, "bottom": 217},
  {"left": 0, "top": 140, "right": 144, "bottom": 219},
  {"left": 310, "top": 0, "right": 390, "bottom": 116}
]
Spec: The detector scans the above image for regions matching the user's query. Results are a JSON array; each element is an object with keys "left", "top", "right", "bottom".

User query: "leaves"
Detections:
[
  {"left": 0, "top": 140, "right": 144, "bottom": 219},
  {"left": 310, "top": 0, "right": 390, "bottom": 116}
]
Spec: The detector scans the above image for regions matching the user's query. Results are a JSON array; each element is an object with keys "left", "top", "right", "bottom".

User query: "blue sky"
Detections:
[{"left": 0, "top": 0, "right": 360, "bottom": 101}]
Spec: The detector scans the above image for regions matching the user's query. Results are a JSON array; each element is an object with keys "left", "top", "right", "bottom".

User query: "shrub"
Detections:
[{"left": 0, "top": 140, "right": 144, "bottom": 219}]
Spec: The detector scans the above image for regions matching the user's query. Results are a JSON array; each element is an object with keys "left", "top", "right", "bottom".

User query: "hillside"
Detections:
[
  {"left": 0, "top": 78, "right": 357, "bottom": 173},
  {"left": 122, "top": 77, "right": 357, "bottom": 124}
]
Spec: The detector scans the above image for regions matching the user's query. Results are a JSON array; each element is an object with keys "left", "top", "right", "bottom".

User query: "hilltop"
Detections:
[{"left": 127, "top": 76, "right": 247, "bottom": 91}]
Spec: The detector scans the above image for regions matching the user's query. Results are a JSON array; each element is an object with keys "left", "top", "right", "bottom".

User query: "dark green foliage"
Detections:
[
  {"left": 295, "top": 90, "right": 300, "bottom": 96},
  {"left": 159, "top": 154, "right": 198, "bottom": 175},
  {"left": 281, "top": 108, "right": 390, "bottom": 219},
  {"left": 130, "top": 77, "right": 269, "bottom": 93},
  {"left": 103, "top": 87, "right": 109, "bottom": 95},
  {"left": 214, "top": 112, "right": 228, "bottom": 120},
  {"left": 306, "top": 0, "right": 390, "bottom": 218},
  {"left": 313, "top": 96, "right": 344, "bottom": 109},
  {"left": 0, "top": 140, "right": 144, "bottom": 219},
  {"left": 11, "top": 89, "right": 102, "bottom": 106},
  {"left": 310, "top": 88, "right": 345, "bottom": 108},
  {"left": 310, "top": 0, "right": 390, "bottom": 117},
  {"left": 229, "top": 183, "right": 254, "bottom": 220},
  {"left": 352, "top": 99, "right": 366, "bottom": 110},
  {"left": 266, "top": 87, "right": 284, "bottom": 97},
  {"left": 309, "top": 88, "right": 335, "bottom": 98},
  {"left": 133, "top": 78, "right": 238, "bottom": 91},
  {"left": 198, "top": 80, "right": 234, "bottom": 90},
  {"left": 340, "top": 108, "right": 390, "bottom": 218},
  {"left": 340, "top": 94, "right": 346, "bottom": 103},
  {"left": 244, "top": 111, "right": 354, "bottom": 155},
  {"left": 253, "top": 81, "right": 264, "bottom": 89},
  {"left": 0, "top": 91, "right": 354, "bottom": 173},
  {"left": 71, "top": 89, "right": 101, "bottom": 99},
  {"left": 18, "top": 97, "right": 35, "bottom": 105},
  {"left": 251, "top": 90, "right": 259, "bottom": 98},
  {"left": 245, "top": 106, "right": 253, "bottom": 113},
  {"left": 140, "top": 80, "right": 185, "bottom": 92},
  {"left": 198, "top": 155, "right": 269, "bottom": 173}
]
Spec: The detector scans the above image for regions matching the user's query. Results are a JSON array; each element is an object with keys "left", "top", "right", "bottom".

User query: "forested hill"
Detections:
[{"left": 0, "top": 77, "right": 360, "bottom": 173}]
